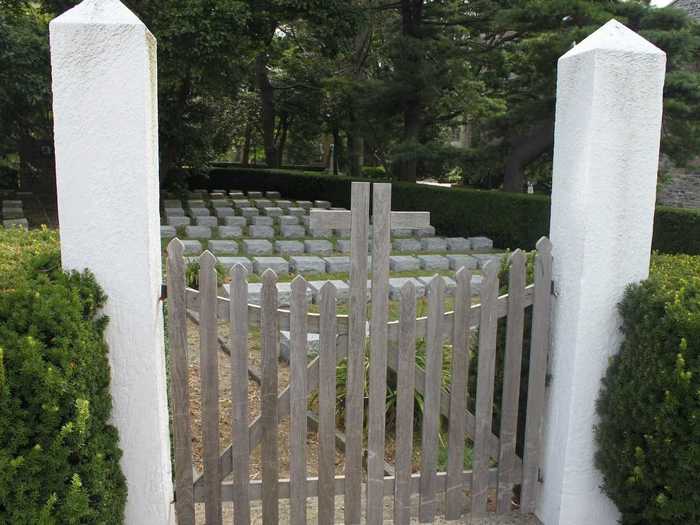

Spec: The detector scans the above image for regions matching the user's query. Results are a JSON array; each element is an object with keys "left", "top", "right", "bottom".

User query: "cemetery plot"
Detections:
[
  {"left": 166, "top": 183, "right": 553, "bottom": 524},
  {"left": 160, "top": 188, "right": 500, "bottom": 301}
]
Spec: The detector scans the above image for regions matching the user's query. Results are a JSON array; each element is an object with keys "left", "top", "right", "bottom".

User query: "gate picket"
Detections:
[
  {"left": 345, "top": 182, "right": 370, "bottom": 525},
  {"left": 260, "top": 269, "right": 280, "bottom": 525},
  {"left": 419, "top": 276, "right": 446, "bottom": 522},
  {"left": 289, "top": 276, "right": 309, "bottom": 524},
  {"left": 367, "top": 183, "right": 392, "bottom": 524},
  {"left": 471, "top": 262, "right": 500, "bottom": 514},
  {"left": 199, "top": 251, "right": 222, "bottom": 525},
  {"left": 497, "top": 250, "right": 527, "bottom": 512},
  {"left": 230, "top": 264, "right": 251, "bottom": 525},
  {"left": 318, "top": 283, "right": 338, "bottom": 525},
  {"left": 445, "top": 267, "right": 472, "bottom": 519},
  {"left": 166, "top": 240, "right": 195, "bottom": 525},
  {"left": 393, "top": 281, "right": 417, "bottom": 525},
  {"left": 521, "top": 237, "right": 553, "bottom": 513}
]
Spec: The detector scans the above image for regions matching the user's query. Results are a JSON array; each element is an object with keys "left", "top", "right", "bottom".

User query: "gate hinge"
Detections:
[
  {"left": 538, "top": 468, "right": 544, "bottom": 483},
  {"left": 160, "top": 283, "right": 167, "bottom": 301},
  {"left": 550, "top": 280, "right": 558, "bottom": 297}
]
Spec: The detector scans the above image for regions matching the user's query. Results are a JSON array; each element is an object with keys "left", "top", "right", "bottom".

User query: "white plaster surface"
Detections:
[
  {"left": 50, "top": 1, "right": 173, "bottom": 523},
  {"left": 539, "top": 20, "right": 666, "bottom": 525}
]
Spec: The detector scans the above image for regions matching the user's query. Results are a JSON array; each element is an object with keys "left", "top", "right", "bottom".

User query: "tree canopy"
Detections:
[{"left": 2, "top": 0, "right": 699, "bottom": 191}]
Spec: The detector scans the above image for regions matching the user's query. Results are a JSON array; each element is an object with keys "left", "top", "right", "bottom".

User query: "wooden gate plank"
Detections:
[
  {"left": 419, "top": 276, "right": 446, "bottom": 523},
  {"left": 521, "top": 238, "right": 553, "bottom": 513},
  {"left": 345, "top": 181, "right": 370, "bottom": 525},
  {"left": 318, "top": 283, "right": 338, "bottom": 525},
  {"left": 230, "top": 264, "right": 251, "bottom": 525},
  {"left": 497, "top": 250, "right": 527, "bottom": 512},
  {"left": 166, "top": 240, "right": 195, "bottom": 525},
  {"left": 289, "top": 276, "right": 309, "bottom": 524},
  {"left": 445, "top": 267, "right": 472, "bottom": 519},
  {"left": 393, "top": 281, "right": 417, "bottom": 525},
  {"left": 260, "top": 269, "right": 280, "bottom": 525},
  {"left": 471, "top": 262, "right": 500, "bottom": 514},
  {"left": 199, "top": 251, "right": 222, "bottom": 525},
  {"left": 367, "top": 183, "right": 392, "bottom": 524}
]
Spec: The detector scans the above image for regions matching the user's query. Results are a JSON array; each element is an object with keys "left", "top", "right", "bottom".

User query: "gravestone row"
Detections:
[{"left": 1, "top": 200, "right": 29, "bottom": 229}]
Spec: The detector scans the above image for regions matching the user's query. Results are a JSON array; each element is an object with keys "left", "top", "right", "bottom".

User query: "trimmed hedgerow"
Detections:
[
  {"left": 0, "top": 227, "right": 127, "bottom": 523},
  {"left": 196, "top": 167, "right": 699, "bottom": 254},
  {"left": 595, "top": 253, "right": 700, "bottom": 525}
]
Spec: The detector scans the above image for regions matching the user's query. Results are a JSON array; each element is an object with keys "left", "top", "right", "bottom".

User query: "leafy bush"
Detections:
[
  {"left": 360, "top": 166, "right": 388, "bottom": 180},
  {"left": 199, "top": 167, "right": 700, "bottom": 254},
  {"left": 185, "top": 259, "right": 226, "bottom": 289},
  {"left": 0, "top": 227, "right": 127, "bottom": 523},
  {"left": 595, "top": 253, "right": 700, "bottom": 524}
]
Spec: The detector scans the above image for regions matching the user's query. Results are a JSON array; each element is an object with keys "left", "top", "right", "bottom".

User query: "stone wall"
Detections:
[{"left": 657, "top": 169, "right": 700, "bottom": 209}]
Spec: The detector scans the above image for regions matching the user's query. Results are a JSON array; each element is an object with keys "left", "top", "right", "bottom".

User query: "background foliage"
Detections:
[{"left": 2, "top": 0, "right": 699, "bottom": 189}]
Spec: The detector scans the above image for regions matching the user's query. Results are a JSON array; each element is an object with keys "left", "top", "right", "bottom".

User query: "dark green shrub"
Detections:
[
  {"left": 0, "top": 228, "right": 127, "bottom": 523},
  {"left": 200, "top": 167, "right": 700, "bottom": 254},
  {"left": 595, "top": 254, "right": 700, "bottom": 524}
]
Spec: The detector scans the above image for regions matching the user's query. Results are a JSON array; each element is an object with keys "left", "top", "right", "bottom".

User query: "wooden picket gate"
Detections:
[{"left": 166, "top": 182, "right": 553, "bottom": 525}]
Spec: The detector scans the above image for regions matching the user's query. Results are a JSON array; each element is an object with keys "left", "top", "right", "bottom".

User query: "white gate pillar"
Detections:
[
  {"left": 539, "top": 20, "right": 666, "bottom": 525},
  {"left": 50, "top": 1, "right": 173, "bottom": 523}
]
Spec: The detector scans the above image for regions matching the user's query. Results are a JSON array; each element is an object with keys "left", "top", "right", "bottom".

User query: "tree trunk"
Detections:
[
  {"left": 502, "top": 120, "right": 555, "bottom": 193},
  {"left": 256, "top": 53, "right": 279, "bottom": 168},
  {"left": 348, "top": 117, "right": 364, "bottom": 178},
  {"left": 332, "top": 127, "right": 342, "bottom": 175},
  {"left": 398, "top": 102, "right": 420, "bottom": 182},
  {"left": 241, "top": 122, "right": 252, "bottom": 166},
  {"left": 396, "top": 0, "right": 424, "bottom": 183},
  {"left": 159, "top": 76, "right": 191, "bottom": 187}
]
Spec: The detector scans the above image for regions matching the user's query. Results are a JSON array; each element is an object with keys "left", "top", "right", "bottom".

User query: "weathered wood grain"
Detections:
[
  {"left": 199, "top": 251, "right": 222, "bottom": 525},
  {"left": 318, "top": 282, "right": 338, "bottom": 525},
  {"left": 260, "top": 269, "right": 280, "bottom": 524},
  {"left": 394, "top": 281, "right": 417, "bottom": 525},
  {"left": 445, "top": 267, "right": 472, "bottom": 520},
  {"left": 289, "top": 276, "right": 309, "bottom": 525},
  {"left": 521, "top": 238, "right": 553, "bottom": 513},
  {"left": 230, "top": 264, "right": 251, "bottom": 525},
  {"left": 419, "top": 276, "right": 446, "bottom": 523},
  {"left": 367, "top": 182, "right": 392, "bottom": 524},
  {"left": 345, "top": 181, "right": 370, "bottom": 525},
  {"left": 497, "top": 250, "right": 526, "bottom": 512},
  {"left": 471, "top": 262, "right": 500, "bottom": 514},
  {"left": 166, "top": 240, "right": 195, "bottom": 525}
]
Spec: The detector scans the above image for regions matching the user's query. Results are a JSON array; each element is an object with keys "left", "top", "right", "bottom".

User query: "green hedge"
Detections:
[
  {"left": 198, "top": 167, "right": 700, "bottom": 254},
  {"left": 0, "top": 227, "right": 127, "bottom": 523},
  {"left": 595, "top": 254, "right": 700, "bottom": 524}
]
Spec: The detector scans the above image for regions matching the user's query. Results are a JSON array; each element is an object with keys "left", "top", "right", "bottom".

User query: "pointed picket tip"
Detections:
[
  {"left": 231, "top": 263, "right": 248, "bottom": 281},
  {"left": 509, "top": 248, "right": 526, "bottom": 267},
  {"left": 51, "top": 0, "right": 145, "bottom": 27},
  {"left": 199, "top": 250, "right": 216, "bottom": 269},
  {"left": 320, "top": 281, "right": 337, "bottom": 296},
  {"left": 536, "top": 236, "right": 553, "bottom": 255},
  {"left": 261, "top": 268, "right": 278, "bottom": 285},
  {"left": 167, "top": 237, "right": 185, "bottom": 257},
  {"left": 400, "top": 279, "right": 416, "bottom": 300},
  {"left": 482, "top": 260, "right": 500, "bottom": 280},
  {"left": 428, "top": 274, "right": 445, "bottom": 295},
  {"left": 561, "top": 19, "right": 664, "bottom": 61},
  {"left": 291, "top": 274, "right": 307, "bottom": 292},
  {"left": 455, "top": 266, "right": 472, "bottom": 285}
]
